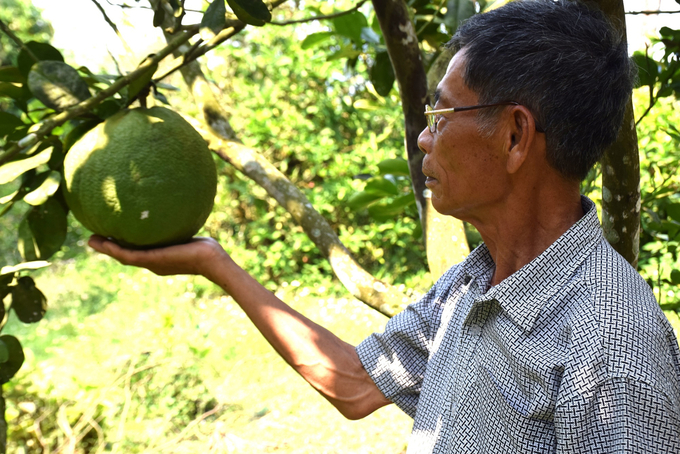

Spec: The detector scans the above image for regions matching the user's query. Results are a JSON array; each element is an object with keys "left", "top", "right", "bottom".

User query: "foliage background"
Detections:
[{"left": 0, "top": 0, "right": 679, "bottom": 451}]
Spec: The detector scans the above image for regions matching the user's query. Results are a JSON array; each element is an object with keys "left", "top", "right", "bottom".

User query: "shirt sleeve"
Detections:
[
  {"left": 555, "top": 376, "right": 680, "bottom": 453},
  {"left": 355, "top": 285, "right": 439, "bottom": 418}
]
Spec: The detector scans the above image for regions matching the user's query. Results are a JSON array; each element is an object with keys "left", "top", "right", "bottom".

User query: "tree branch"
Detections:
[
  {"left": 153, "top": 23, "right": 245, "bottom": 82},
  {"left": 269, "top": 0, "right": 367, "bottom": 25},
  {"left": 105, "top": 0, "right": 203, "bottom": 13},
  {"left": 193, "top": 121, "right": 411, "bottom": 316},
  {"left": 89, "top": 0, "right": 135, "bottom": 56},
  {"left": 151, "top": 0, "right": 292, "bottom": 82},
  {"left": 154, "top": 11, "right": 411, "bottom": 315},
  {"left": 625, "top": 10, "right": 680, "bottom": 15},
  {"left": 371, "top": 0, "right": 429, "bottom": 224},
  {"left": 0, "top": 30, "right": 195, "bottom": 166},
  {"left": 0, "top": 19, "right": 39, "bottom": 63}
]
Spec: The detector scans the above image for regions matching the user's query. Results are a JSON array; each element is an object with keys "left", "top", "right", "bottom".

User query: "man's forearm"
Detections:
[{"left": 205, "top": 255, "right": 391, "bottom": 419}]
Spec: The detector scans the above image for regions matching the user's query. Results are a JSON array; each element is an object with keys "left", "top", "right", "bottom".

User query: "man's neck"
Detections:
[{"left": 473, "top": 187, "right": 584, "bottom": 287}]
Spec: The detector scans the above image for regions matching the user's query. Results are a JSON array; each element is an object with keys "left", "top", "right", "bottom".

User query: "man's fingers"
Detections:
[{"left": 88, "top": 235, "right": 137, "bottom": 265}]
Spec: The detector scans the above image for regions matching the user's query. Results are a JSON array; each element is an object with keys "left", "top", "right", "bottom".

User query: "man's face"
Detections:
[{"left": 418, "top": 51, "right": 510, "bottom": 222}]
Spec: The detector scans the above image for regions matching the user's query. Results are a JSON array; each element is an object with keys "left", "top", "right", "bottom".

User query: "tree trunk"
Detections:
[
  {"left": 591, "top": 0, "right": 641, "bottom": 267},
  {"left": 0, "top": 386, "right": 6, "bottom": 454},
  {"left": 371, "top": 0, "right": 469, "bottom": 279}
]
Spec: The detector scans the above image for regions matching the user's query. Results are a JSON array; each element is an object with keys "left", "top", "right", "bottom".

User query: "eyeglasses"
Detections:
[{"left": 424, "top": 102, "right": 545, "bottom": 134}]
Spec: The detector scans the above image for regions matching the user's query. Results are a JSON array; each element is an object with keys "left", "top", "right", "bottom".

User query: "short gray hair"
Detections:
[{"left": 448, "top": 0, "right": 635, "bottom": 181}]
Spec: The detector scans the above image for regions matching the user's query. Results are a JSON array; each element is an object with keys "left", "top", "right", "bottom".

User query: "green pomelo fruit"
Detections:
[{"left": 63, "top": 106, "right": 217, "bottom": 248}]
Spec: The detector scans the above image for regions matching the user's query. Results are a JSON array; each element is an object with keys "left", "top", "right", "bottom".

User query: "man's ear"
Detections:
[{"left": 505, "top": 106, "right": 537, "bottom": 174}]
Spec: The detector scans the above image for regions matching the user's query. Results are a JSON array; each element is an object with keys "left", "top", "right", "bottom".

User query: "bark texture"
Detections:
[
  {"left": 591, "top": 0, "right": 641, "bottom": 267},
  {"left": 372, "top": 0, "right": 469, "bottom": 279},
  {"left": 371, "top": 0, "right": 429, "bottom": 218},
  {"left": 0, "top": 387, "right": 5, "bottom": 454},
  {"left": 160, "top": 28, "right": 411, "bottom": 316},
  {"left": 193, "top": 126, "right": 411, "bottom": 316}
]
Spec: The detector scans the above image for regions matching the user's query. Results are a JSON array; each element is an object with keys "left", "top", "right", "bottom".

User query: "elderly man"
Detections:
[{"left": 89, "top": 0, "right": 680, "bottom": 452}]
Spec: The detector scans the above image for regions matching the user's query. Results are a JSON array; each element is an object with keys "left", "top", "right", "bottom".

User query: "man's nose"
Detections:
[{"left": 417, "top": 127, "right": 431, "bottom": 154}]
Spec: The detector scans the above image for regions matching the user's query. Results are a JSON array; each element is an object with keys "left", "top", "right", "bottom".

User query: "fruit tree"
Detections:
[{"left": 1, "top": 0, "right": 679, "bottom": 451}]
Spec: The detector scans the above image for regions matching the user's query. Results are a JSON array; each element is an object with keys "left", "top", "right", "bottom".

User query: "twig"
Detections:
[
  {"left": 0, "top": 29, "right": 195, "bottom": 167},
  {"left": 32, "top": 410, "right": 52, "bottom": 453},
  {"left": 107, "top": 48, "right": 124, "bottom": 75},
  {"left": 153, "top": 23, "right": 244, "bottom": 82},
  {"left": 269, "top": 0, "right": 367, "bottom": 25},
  {"left": 635, "top": 46, "right": 657, "bottom": 127},
  {"left": 110, "top": 359, "right": 136, "bottom": 454},
  {"left": 416, "top": 0, "right": 446, "bottom": 36},
  {"left": 148, "top": 404, "right": 224, "bottom": 452},
  {"left": 625, "top": 10, "right": 680, "bottom": 15},
  {"left": 106, "top": 0, "right": 203, "bottom": 13},
  {"left": 152, "top": 0, "right": 290, "bottom": 81},
  {"left": 89, "top": 0, "right": 135, "bottom": 56},
  {"left": 0, "top": 19, "right": 40, "bottom": 63}
]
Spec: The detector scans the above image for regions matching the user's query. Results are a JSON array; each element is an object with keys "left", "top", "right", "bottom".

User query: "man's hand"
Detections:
[{"left": 87, "top": 235, "right": 229, "bottom": 278}]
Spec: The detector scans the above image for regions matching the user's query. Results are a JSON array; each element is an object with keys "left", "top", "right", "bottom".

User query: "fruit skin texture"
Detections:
[{"left": 63, "top": 107, "right": 217, "bottom": 248}]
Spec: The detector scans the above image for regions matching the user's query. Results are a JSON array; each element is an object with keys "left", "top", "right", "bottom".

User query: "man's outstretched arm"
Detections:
[{"left": 88, "top": 235, "right": 391, "bottom": 420}]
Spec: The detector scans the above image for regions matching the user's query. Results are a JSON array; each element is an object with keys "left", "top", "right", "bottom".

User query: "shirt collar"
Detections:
[{"left": 462, "top": 196, "right": 604, "bottom": 332}]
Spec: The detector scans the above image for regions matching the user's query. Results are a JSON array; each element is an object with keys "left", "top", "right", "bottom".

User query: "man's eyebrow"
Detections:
[{"left": 434, "top": 89, "right": 441, "bottom": 105}]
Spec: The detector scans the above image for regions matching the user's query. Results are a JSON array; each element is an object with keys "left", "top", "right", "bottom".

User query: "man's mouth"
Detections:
[{"left": 423, "top": 171, "right": 437, "bottom": 185}]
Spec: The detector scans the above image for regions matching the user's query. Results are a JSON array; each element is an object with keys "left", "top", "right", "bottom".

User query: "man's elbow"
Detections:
[{"left": 332, "top": 390, "right": 392, "bottom": 420}]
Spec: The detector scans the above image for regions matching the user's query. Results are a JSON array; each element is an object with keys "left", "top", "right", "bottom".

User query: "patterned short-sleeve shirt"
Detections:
[{"left": 357, "top": 197, "right": 680, "bottom": 453}]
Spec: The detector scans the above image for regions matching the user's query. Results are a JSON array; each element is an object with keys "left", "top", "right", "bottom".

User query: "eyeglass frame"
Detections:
[{"left": 424, "top": 102, "right": 545, "bottom": 134}]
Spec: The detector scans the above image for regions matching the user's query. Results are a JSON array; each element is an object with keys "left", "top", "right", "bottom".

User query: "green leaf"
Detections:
[
  {"left": 327, "top": 45, "right": 362, "bottom": 62},
  {"left": 668, "top": 203, "right": 680, "bottom": 223},
  {"left": 18, "top": 197, "right": 67, "bottom": 261},
  {"left": 201, "top": 0, "right": 227, "bottom": 40},
  {"left": 0, "top": 261, "right": 50, "bottom": 276},
  {"left": 153, "top": 5, "right": 166, "bottom": 27},
  {"left": 377, "top": 158, "right": 410, "bottom": 176},
  {"left": 671, "top": 269, "right": 680, "bottom": 285},
  {"left": 0, "top": 82, "right": 27, "bottom": 101},
  {"left": 153, "top": 90, "right": 170, "bottom": 105},
  {"left": 301, "top": 32, "right": 334, "bottom": 50},
  {"left": 226, "top": 0, "right": 271, "bottom": 26},
  {"left": 17, "top": 41, "right": 64, "bottom": 78},
  {"left": 632, "top": 53, "right": 659, "bottom": 88},
  {"left": 369, "top": 51, "right": 395, "bottom": 96},
  {"left": 0, "top": 274, "right": 12, "bottom": 319},
  {"left": 24, "top": 171, "right": 61, "bottom": 206},
  {"left": 368, "top": 193, "right": 416, "bottom": 221},
  {"left": 333, "top": 11, "right": 368, "bottom": 43},
  {"left": 0, "top": 341, "right": 8, "bottom": 364},
  {"left": 63, "top": 119, "right": 102, "bottom": 151},
  {"left": 0, "top": 112, "right": 25, "bottom": 137},
  {"left": 0, "top": 188, "right": 19, "bottom": 205},
  {"left": 444, "top": 0, "right": 477, "bottom": 33},
  {"left": 364, "top": 176, "right": 400, "bottom": 196},
  {"left": 94, "top": 98, "right": 124, "bottom": 120},
  {"left": 47, "top": 139, "right": 65, "bottom": 171},
  {"left": 412, "top": 221, "right": 423, "bottom": 239},
  {"left": 361, "top": 27, "right": 381, "bottom": 45},
  {"left": 0, "top": 335, "right": 24, "bottom": 384},
  {"left": 346, "top": 191, "right": 385, "bottom": 210},
  {"left": 127, "top": 60, "right": 158, "bottom": 102},
  {"left": 0, "top": 146, "right": 53, "bottom": 185},
  {"left": 0, "top": 66, "right": 24, "bottom": 83},
  {"left": 10, "top": 276, "right": 47, "bottom": 323},
  {"left": 27, "top": 60, "right": 92, "bottom": 111}
]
